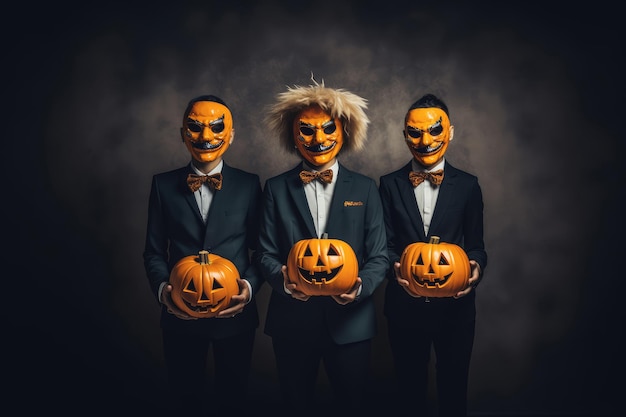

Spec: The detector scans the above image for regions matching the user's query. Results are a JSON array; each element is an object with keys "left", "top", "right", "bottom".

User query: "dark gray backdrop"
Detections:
[{"left": 8, "top": 1, "right": 624, "bottom": 416}]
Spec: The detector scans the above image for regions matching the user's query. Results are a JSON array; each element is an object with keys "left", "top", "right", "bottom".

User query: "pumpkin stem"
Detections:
[
  {"left": 199, "top": 250, "right": 210, "bottom": 264},
  {"left": 429, "top": 236, "right": 441, "bottom": 244},
  {"left": 322, "top": 232, "right": 328, "bottom": 239}
]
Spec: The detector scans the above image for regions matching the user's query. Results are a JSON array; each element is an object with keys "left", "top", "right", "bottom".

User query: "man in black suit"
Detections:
[
  {"left": 143, "top": 95, "right": 263, "bottom": 415},
  {"left": 379, "top": 93, "right": 488, "bottom": 417},
  {"left": 256, "top": 80, "right": 389, "bottom": 415}
]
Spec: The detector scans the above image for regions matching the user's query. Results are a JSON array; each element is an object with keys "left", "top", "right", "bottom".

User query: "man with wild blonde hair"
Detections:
[{"left": 256, "top": 78, "right": 389, "bottom": 415}]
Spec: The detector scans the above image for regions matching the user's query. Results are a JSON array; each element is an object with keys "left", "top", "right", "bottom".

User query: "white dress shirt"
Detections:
[
  {"left": 302, "top": 160, "right": 338, "bottom": 238},
  {"left": 191, "top": 160, "right": 223, "bottom": 223},
  {"left": 411, "top": 158, "right": 445, "bottom": 235}
]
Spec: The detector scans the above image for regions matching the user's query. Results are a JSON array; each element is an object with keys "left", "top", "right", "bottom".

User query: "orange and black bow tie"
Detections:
[
  {"left": 187, "top": 173, "right": 223, "bottom": 192},
  {"left": 299, "top": 169, "right": 333, "bottom": 185},
  {"left": 408, "top": 170, "right": 444, "bottom": 187}
]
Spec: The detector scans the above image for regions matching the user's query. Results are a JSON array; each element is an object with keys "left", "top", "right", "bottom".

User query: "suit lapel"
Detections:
[
  {"left": 202, "top": 164, "right": 233, "bottom": 247},
  {"left": 286, "top": 165, "right": 318, "bottom": 237},
  {"left": 325, "top": 164, "right": 353, "bottom": 234},
  {"left": 180, "top": 166, "right": 204, "bottom": 223},
  {"left": 397, "top": 162, "right": 426, "bottom": 240},
  {"left": 428, "top": 163, "right": 455, "bottom": 235}
]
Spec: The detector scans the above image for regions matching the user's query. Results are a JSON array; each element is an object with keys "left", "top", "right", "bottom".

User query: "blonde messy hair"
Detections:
[{"left": 266, "top": 77, "right": 370, "bottom": 155}]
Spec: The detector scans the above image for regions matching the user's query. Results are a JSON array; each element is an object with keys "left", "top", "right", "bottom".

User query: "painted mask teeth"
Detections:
[
  {"left": 192, "top": 140, "right": 224, "bottom": 150},
  {"left": 414, "top": 142, "right": 443, "bottom": 155},
  {"left": 304, "top": 142, "right": 336, "bottom": 153}
]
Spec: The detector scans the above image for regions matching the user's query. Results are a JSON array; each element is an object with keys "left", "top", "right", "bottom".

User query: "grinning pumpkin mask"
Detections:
[
  {"left": 404, "top": 107, "right": 454, "bottom": 168},
  {"left": 181, "top": 100, "right": 234, "bottom": 164},
  {"left": 293, "top": 104, "right": 344, "bottom": 167}
]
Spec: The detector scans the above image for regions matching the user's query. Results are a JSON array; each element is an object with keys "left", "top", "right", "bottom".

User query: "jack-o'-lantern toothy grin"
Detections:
[
  {"left": 181, "top": 298, "right": 220, "bottom": 313},
  {"left": 297, "top": 264, "right": 342, "bottom": 284},
  {"left": 411, "top": 271, "right": 452, "bottom": 287}
]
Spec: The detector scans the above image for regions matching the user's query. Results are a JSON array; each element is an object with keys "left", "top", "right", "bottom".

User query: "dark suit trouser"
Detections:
[
  {"left": 272, "top": 331, "right": 372, "bottom": 416},
  {"left": 162, "top": 326, "right": 255, "bottom": 415},
  {"left": 388, "top": 319, "right": 475, "bottom": 417}
]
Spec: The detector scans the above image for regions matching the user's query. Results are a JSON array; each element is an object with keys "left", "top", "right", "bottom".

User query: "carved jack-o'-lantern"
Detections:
[
  {"left": 399, "top": 236, "right": 470, "bottom": 298},
  {"left": 169, "top": 250, "right": 240, "bottom": 318},
  {"left": 287, "top": 234, "right": 358, "bottom": 296}
]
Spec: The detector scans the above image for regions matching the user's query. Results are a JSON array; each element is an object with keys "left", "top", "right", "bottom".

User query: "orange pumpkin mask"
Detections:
[
  {"left": 181, "top": 101, "right": 234, "bottom": 164},
  {"left": 293, "top": 104, "right": 344, "bottom": 167},
  {"left": 169, "top": 250, "right": 240, "bottom": 318},
  {"left": 399, "top": 236, "right": 470, "bottom": 298},
  {"left": 404, "top": 107, "right": 453, "bottom": 168},
  {"left": 287, "top": 236, "right": 358, "bottom": 296}
]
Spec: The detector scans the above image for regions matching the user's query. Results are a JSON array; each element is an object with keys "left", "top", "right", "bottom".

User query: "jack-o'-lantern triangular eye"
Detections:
[
  {"left": 416, "top": 253, "right": 424, "bottom": 265},
  {"left": 304, "top": 247, "right": 313, "bottom": 256},
  {"left": 328, "top": 245, "right": 339, "bottom": 256},
  {"left": 439, "top": 254, "right": 449, "bottom": 265}
]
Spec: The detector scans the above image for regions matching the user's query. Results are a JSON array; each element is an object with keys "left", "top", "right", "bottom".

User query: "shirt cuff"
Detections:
[
  {"left": 158, "top": 281, "right": 167, "bottom": 302},
  {"left": 242, "top": 279, "right": 253, "bottom": 303}
]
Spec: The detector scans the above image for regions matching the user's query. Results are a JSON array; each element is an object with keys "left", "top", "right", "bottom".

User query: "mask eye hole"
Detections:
[
  {"left": 187, "top": 120, "right": 203, "bottom": 133},
  {"left": 322, "top": 122, "right": 336, "bottom": 134},
  {"left": 407, "top": 126, "right": 423, "bottom": 139},
  {"left": 210, "top": 122, "right": 224, "bottom": 133},
  {"left": 429, "top": 124, "right": 443, "bottom": 136},
  {"left": 300, "top": 126, "right": 315, "bottom": 136},
  {"left": 407, "top": 123, "right": 443, "bottom": 138},
  {"left": 187, "top": 119, "right": 226, "bottom": 134}
]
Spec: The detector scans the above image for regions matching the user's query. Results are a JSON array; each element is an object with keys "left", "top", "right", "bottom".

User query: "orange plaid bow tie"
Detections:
[
  {"left": 187, "top": 173, "right": 223, "bottom": 192},
  {"left": 299, "top": 169, "right": 333, "bottom": 184},
  {"left": 408, "top": 170, "right": 444, "bottom": 187}
]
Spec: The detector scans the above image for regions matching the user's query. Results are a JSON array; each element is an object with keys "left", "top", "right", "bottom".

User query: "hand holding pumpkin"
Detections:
[
  {"left": 452, "top": 260, "right": 481, "bottom": 299},
  {"left": 331, "top": 276, "right": 362, "bottom": 305},
  {"left": 217, "top": 278, "right": 251, "bottom": 318},
  {"left": 282, "top": 265, "right": 311, "bottom": 301},
  {"left": 394, "top": 262, "right": 422, "bottom": 298},
  {"left": 160, "top": 284, "right": 197, "bottom": 320}
]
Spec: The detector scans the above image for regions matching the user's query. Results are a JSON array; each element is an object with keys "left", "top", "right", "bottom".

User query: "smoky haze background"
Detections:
[{"left": 7, "top": 1, "right": 624, "bottom": 416}]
